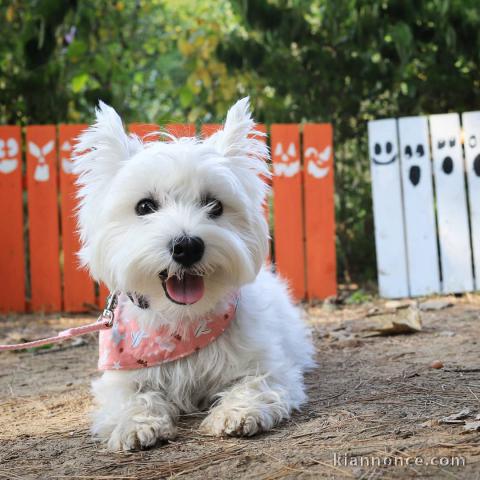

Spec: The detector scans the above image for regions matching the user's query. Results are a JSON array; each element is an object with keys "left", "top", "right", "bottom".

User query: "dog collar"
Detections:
[{"left": 98, "top": 293, "right": 239, "bottom": 371}]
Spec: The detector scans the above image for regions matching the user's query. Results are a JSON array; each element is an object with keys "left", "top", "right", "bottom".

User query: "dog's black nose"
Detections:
[{"left": 170, "top": 236, "right": 205, "bottom": 267}]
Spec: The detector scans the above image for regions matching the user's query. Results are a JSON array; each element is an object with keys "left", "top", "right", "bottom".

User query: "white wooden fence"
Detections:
[{"left": 368, "top": 112, "right": 480, "bottom": 298}]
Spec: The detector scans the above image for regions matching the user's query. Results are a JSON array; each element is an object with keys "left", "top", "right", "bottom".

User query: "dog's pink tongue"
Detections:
[{"left": 166, "top": 274, "right": 205, "bottom": 305}]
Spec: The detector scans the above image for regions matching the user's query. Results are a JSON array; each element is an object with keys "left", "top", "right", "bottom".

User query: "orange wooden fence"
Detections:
[{"left": 0, "top": 123, "right": 336, "bottom": 313}]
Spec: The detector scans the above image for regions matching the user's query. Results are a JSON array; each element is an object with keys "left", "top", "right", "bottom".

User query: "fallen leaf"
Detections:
[
  {"left": 463, "top": 421, "right": 480, "bottom": 432},
  {"left": 362, "top": 308, "right": 422, "bottom": 336},
  {"left": 385, "top": 300, "right": 416, "bottom": 310},
  {"left": 438, "top": 330, "right": 455, "bottom": 337},
  {"left": 419, "top": 300, "right": 453, "bottom": 311},
  {"left": 419, "top": 419, "right": 438, "bottom": 428},
  {"left": 440, "top": 408, "right": 472, "bottom": 424},
  {"left": 328, "top": 331, "right": 356, "bottom": 342}
]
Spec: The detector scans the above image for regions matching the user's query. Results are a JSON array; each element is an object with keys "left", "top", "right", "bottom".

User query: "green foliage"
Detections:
[
  {"left": 1, "top": 0, "right": 480, "bottom": 282},
  {"left": 345, "top": 289, "right": 372, "bottom": 305},
  {"left": 221, "top": 0, "right": 480, "bottom": 281},
  {"left": 0, "top": 0, "right": 242, "bottom": 124}
]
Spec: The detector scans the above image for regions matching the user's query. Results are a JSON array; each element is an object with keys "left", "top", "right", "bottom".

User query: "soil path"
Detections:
[{"left": 1, "top": 297, "right": 480, "bottom": 479}]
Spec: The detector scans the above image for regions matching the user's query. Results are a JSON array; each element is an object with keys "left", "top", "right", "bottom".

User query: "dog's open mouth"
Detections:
[{"left": 159, "top": 271, "right": 205, "bottom": 305}]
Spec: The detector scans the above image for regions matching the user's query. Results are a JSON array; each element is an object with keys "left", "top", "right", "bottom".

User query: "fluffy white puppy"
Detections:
[{"left": 73, "top": 98, "right": 315, "bottom": 451}]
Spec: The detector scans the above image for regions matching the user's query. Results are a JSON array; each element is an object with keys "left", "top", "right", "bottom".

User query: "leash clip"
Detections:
[{"left": 99, "top": 292, "right": 118, "bottom": 328}]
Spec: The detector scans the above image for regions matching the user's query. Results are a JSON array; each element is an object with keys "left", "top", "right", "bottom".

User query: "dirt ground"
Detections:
[{"left": 1, "top": 295, "right": 480, "bottom": 479}]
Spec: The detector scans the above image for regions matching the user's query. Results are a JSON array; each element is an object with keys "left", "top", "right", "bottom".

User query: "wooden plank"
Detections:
[
  {"left": 303, "top": 123, "right": 336, "bottom": 300},
  {"left": 462, "top": 111, "right": 480, "bottom": 288},
  {"left": 398, "top": 116, "right": 440, "bottom": 296},
  {"left": 26, "top": 125, "right": 62, "bottom": 312},
  {"left": 59, "top": 124, "right": 95, "bottom": 312},
  {"left": 201, "top": 124, "right": 222, "bottom": 137},
  {"left": 270, "top": 124, "right": 305, "bottom": 300},
  {"left": 429, "top": 113, "right": 474, "bottom": 293},
  {"left": 129, "top": 123, "right": 160, "bottom": 142},
  {"left": 0, "top": 126, "right": 25, "bottom": 312},
  {"left": 368, "top": 119, "right": 409, "bottom": 298},
  {"left": 167, "top": 124, "right": 195, "bottom": 137}
]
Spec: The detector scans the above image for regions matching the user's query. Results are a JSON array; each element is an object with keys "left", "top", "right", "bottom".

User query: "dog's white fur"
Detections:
[{"left": 74, "top": 98, "right": 315, "bottom": 451}]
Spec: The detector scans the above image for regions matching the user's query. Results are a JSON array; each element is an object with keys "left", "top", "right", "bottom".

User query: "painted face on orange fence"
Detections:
[
  {"left": 61, "top": 141, "right": 75, "bottom": 174},
  {"left": 272, "top": 142, "right": 300, "bottom": 178},
  {"left": 305, "top": 145, "right": 331, "bottom": 179},
  {"left": 28, "top": 139, "right": 54, "bottom": 182},
  {"left": 0, "top": 137, "right": 19, "bottom": 174}
]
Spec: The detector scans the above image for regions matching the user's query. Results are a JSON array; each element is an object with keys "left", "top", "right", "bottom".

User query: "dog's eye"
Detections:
[
  {"left": 202, "top": 196, "right": 223, "bottom": 218},
  {"left": 135, "top": 198, "right": 158, "bottom": 216}
]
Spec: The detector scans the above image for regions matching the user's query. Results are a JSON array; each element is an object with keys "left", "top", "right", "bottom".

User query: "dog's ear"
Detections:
[
  {"left": 207, "top": 97, "right": 269, "bottom": 177},
  {"left": 73, "top": 102, "right": 143, "bottom": 275},
  {"left": 73, "top": 101, "right": 142, "bottom": 181}
]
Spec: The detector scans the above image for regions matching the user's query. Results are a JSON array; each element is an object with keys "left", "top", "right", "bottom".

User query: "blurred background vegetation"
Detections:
[{"left": 1, "top": 0, "right": 480, "bottom": 284}]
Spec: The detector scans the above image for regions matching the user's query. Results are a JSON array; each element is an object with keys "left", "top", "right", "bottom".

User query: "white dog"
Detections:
[{"left": 73, "top": 97, "right": 315, "bottom": 451}]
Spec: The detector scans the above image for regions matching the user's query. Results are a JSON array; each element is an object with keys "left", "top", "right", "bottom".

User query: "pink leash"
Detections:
[{"left": 0, "top": 293, "right": 118, "bottom": 352}]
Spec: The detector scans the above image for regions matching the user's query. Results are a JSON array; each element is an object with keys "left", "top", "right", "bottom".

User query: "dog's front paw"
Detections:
[
  {"left": 200, "top": 406, "right": 267, "bottom": 437},
  {"left": 107, "top": 414, "right": 177, "bottom": 451}
]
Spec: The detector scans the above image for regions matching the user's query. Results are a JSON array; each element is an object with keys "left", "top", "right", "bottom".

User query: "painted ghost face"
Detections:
[
  {"left": 305, "top": 146, "right": 331, "bottom": 179},
  {"left": 371, "top": 140, "right": 397, "bottom": 165},
  {"left": 436, "top": 137, "right": 456, "bottom": 175},
  {"left": 0, "top": 138, "right": 19, "bottom": 174},
  {"left": 272, "top": 142, "right": 300, "bottom": 177},
  {"left": 467, "top": 134, "right": 480, "bottom": 176},
  {"left": 403, "top": 143, "right": 426, "bottom": 186}
]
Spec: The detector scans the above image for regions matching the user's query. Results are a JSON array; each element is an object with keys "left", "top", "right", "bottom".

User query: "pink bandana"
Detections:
[{"left": 98, "top": 294, "right": 238, "bottom": 371}]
